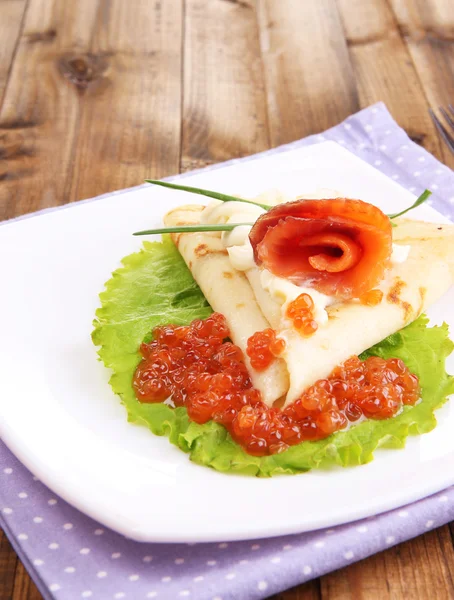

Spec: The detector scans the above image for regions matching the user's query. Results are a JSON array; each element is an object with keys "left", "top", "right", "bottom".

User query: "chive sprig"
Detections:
[{"left": 134, "top": 181, "right": 432, "bottom": 236}]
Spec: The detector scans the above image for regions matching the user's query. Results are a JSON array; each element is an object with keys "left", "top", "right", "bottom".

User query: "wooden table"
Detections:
[{"left": 1, "top": 0, "right": 454, "bottom": 598}]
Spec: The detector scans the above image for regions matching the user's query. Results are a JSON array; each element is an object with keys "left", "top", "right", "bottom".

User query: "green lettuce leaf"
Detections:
[{"left": 92, "top": 237, "right": 454, "bottom": 477}]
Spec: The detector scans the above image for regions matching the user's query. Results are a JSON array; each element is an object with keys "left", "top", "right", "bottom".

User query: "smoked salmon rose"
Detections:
[{"left": 249, "top": 198, "right": 393, "bottom": 299}]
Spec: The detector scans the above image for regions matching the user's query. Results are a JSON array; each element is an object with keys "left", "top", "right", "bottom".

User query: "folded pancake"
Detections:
[
  {"left": 164, "top": 198, "right": 454, "bottom": 410},
  {"left": 281, "top": 217, "right": 454, "bottom": 406},
  {"left": 243, "top": 267, "right": 281, "bottom": 329},
  {"left": 163, "top": 205, "right": 289, "bottom": 406}
]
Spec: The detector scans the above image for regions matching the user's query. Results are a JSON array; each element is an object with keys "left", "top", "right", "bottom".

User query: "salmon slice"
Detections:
[{"left": 249, "top": 198, "right": 393, "bottom": 299}]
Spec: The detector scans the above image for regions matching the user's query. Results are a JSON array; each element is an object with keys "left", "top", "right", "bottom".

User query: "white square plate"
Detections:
[{"left": 1, "top": 142, "right": 453, "bottom": 542}]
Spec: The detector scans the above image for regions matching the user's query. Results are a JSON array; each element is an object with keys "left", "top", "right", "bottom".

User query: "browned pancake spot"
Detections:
[
  {"left": 194, "top": 244, "right": 228, "bottom": 258},
  {"left": 223, "top": 271, "right": 233, "bottom": 279},
  {"left": 194, "top": 243, "right": 209, "bottom": 257},
  {"left": 387, "top": 278, "right": 406, "bottom": 304},
  {"left": 236, "top": 303, "right": 245, "bottom": 309},
  {"left": 387, "top": 278, "right": 415, "bottom": 321},
  {"left": 401, "top": 301, "right": 413, "bottom": 320}
]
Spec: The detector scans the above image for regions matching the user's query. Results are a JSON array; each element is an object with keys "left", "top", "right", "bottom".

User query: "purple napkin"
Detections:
[{"left": 1, "top": 102, "right": 453, "bottom": 600}]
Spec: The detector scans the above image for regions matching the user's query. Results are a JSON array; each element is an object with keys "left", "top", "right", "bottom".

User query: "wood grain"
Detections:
[
  {"left": 68, "top": 0, "right": 183, "bottom": 201},
  {"left": 0, "top": 530, "right": 17, "bottom": 600},
  {"left": 0, "top": 0, "right": 28, "bottom": 105},
  {"left": 181, "top": 0, "right": 269, "bottom": 172},
  {"left": 271, "top": 580, "right": 321, "bottom": 600},
  {"left": 320, "top": 526, "right": 454, "bottom": 599},
  {"left": 11, "top": 559, "right": 42, "bottom": 600},
  {"left": 258, "top": 0, "right": 359, "bottom": 146},
  {"left": 336, "top": 0, "right": 442, "bottom": 157},
  {"left": 0, "top": 0, "right": 100, "bottom": 220},
  {"left": 390, "top": 0, "right": 454, "bottom": 169}
]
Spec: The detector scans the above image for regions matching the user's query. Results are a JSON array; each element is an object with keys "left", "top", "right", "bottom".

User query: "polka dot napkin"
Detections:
[{"left": 1, "top": 102, "right": 453, "bottom": 600}]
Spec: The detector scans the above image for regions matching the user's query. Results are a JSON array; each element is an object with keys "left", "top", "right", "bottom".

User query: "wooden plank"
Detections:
[
  {"left": 270, "top": 580, "right": 321, "bottom": 600},
  {"left": 257, "top": 0, "right": 359, "bottom": 147},
  {"left": 0, "top": 0, "right": 28, "bottom": 106},
  {"left": 181, "top": 0, "right": 269, "bottom": 171},
  {"left": 0, "top": 529, "right": 18, "bottom": 600},
  {"left": 336, "top": 0, "right": 441, "bottom": 157},
  {"left": 389, "top": 0, "right": 454, "bottom": 169},
  {"left": 68, "top": 0, "right": 184, "bottom": 201},
  {"left": 320, "top": 527, "right": 454, "bottom": 599},
  {"left": 438, "top": 523, "right": 454, "bottom": 587},
  {"left": 11, "top": 558, "right": 42, "bottom": 600},
  {"left": 0, "top": 0, "right": 100, "bottom": 220}
]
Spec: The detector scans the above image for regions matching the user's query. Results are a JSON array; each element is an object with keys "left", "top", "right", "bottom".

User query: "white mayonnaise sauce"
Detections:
[
  {"left": 200, "top": 200, "right": 263, "bottom": 272},
  {"left": 391, "top": 243, "right": 411, "bottom": 264}
]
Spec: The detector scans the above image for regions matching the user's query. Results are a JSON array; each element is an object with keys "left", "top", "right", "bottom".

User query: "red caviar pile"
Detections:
[
  {"left": 246, "top": 328, "right": 285, "bottom": 370},
  {"left": 133, "top": 313, "right": 420, "bottom": 457},
  {"left": 286, "top": 293, "right": 318, "bottom": 335}
]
